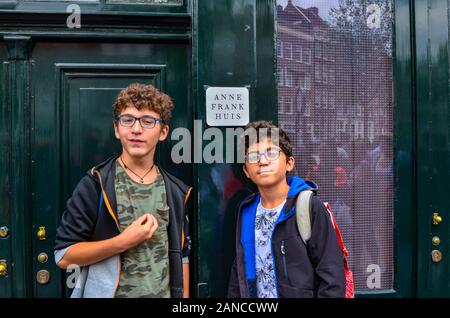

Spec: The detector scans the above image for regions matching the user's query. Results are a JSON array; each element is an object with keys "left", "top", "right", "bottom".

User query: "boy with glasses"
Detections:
[
  {"left": 227, "top": 121, "right": 345, "bottom": 298},
  {"left": 54, "top": 83, "right": 192, "bottom": 298}
]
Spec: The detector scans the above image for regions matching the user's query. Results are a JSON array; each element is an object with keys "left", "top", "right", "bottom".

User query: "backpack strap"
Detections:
[
  {"left": 296, "top": 190, "right": 314, "bottom": 245},
  {"left": 324, "top": 202, "right": 349, "bottom": 258},
  {"left": 296, "top": 192, "right": 348, "bottom": 256}
]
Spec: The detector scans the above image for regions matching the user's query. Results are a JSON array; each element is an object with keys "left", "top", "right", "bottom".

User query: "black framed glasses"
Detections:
[
  {"left": 115, "top": 114, "right": 164, "bottom": 129},
  {"left": 245, "top": 147, "right": 282, "bottom": 164}
]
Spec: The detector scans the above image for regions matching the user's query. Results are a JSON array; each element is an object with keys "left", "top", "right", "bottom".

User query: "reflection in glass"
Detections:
[{"left": 277, "top": 0, "right": 393, "bottom": 292}]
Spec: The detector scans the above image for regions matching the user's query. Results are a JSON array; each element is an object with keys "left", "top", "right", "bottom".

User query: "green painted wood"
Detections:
[
  {"left": 0, "top": 0, "right": 194, "bottom": 299},
  {"left": 4, "top": 35, "right": 34, "bottom": 298},
  {"left": 0, "top": 12, "right": 191, "bottom": 42},
  {"left": 1, "top": 0, "right": 445, "bottom": 299},
  {"left": 193, "top": 0, "right": 277, "bottom": 298},
  {"left": 392, "top": 0, "right": 417, "bottom": 298},
  {"left": 194, "top": 0, "right": 255, "bottom": 298},
  {"left": 0, "top": 45, "right": 13, "bottom": 298},
  {"left": 29, "top": 41, "right": 192, "bottom": 297},
  {"left": 0, "top": 0, "right": 189, "bottom": 14},
  {"left": 256, "top": 0, "right": 278, "bottom": 125},
  {"left": 415, "top": 0, "right": 450, "bottom": 298},
  {"left": 415, "top": 0, "right": 430, "bottom": 297}
]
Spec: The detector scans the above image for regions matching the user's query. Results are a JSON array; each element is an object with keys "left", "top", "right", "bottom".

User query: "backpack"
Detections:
[{"left": 296, "top": 190, "right": 355, "bottom": 298}]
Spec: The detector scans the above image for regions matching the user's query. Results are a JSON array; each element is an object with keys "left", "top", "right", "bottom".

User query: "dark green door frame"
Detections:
[
  {"left": 392, "top": 0, "right": 417, "bottom": 298},
  {"left": 192, "top": 0, "right": 278, "bottom": 297},
  {"left": 414, "top": 0, "right": 450, "bottom": 297},
  {"left": 193, "top": 0, "right": 419, "bottom": 298},
  {"left": 0, "top": 0, "right": 439, "bottom": 298},
  {"left": 0, "top": 4, "right": 193, "bottom": 298},
  {"left": 0, "top": 36, "right": 34, "bottom": 298}
]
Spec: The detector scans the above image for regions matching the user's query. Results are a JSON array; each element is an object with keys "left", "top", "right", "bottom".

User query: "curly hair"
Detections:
[
  {"left": 241, "top": 120, "right": 293, "bottom": 158},
  {"left": 113, "top": 83, "right": 174, "bottom": 124}
]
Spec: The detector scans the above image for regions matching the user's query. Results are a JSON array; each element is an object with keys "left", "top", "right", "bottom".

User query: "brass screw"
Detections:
[
  {"left": 0, "top": 261, "right": 7, "bottom": 276},
  {"left": 0, "top": 226, "right": 9, "bottom": 238},
  {"left": 432, "top": 236, "right": 441, "bottom": 246},
  {"left": 37, "top": 253, "right": 48, "bottom": 264}
]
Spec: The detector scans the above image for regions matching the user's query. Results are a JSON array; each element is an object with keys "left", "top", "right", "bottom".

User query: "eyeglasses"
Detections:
[
  {"left": 245, "top": 147, "right": 282, "bottom": 164},
  {"left": 115, "top": 114, "right": 164, "bottom": 129}
]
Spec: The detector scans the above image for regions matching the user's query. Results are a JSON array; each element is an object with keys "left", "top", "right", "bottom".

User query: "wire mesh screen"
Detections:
[{"left": 276, "top": 0, "right": 393, "bottom": 291}]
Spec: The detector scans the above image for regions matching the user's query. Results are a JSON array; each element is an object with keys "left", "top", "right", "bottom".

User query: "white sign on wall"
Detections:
[{"left": 205, "top": 87, "right": 249, "bottom": 126}]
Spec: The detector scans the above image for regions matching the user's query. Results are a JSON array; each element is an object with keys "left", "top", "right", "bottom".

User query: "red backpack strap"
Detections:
[
  {"left": 324, "top": 202, "right": 348, "bottom": 258},
  {"left": 324, "top": 202, "right": 354, "bottom": 298}
]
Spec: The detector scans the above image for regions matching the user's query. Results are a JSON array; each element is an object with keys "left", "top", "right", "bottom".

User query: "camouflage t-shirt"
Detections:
[{"left": 114, "top": 160, "right": 171, "bottom": 298}]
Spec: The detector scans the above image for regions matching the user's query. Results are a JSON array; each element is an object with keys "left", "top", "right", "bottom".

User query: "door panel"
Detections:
[
  {"left": 415, "top": 0, "right": 450, "bottom": 298},
  {"left": 28, "top": 41, "right": 191, "bottom": 297},
  {"left": 57, "top": 63, "right": 167, "bottom": 188}
]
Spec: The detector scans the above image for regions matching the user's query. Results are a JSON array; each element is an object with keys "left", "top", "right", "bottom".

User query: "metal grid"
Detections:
[{"left": 276, "top": 0, "right": 393, "bottom": 291}]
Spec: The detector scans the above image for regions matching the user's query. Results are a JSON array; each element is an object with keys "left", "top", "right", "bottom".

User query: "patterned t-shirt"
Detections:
[
  {"left": 114, "top": 160, "right": 171, "bottom": 298},
  {"left": 255, "top": 199, "right": 286, "bottom": 298}
]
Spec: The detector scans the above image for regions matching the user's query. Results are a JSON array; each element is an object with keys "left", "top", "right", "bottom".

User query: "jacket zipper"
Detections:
[
  {"left": 281, "top": 240, "right": 288, "bottom": 279},
  {"left": 93, "top": 168, "right": 121, "bottom": 297},
  {"left": 270, "top": 207, "right": 294, "bottom": 297},
  {"left": 239, "top": 198, "right": 292, "bottom": 298}
]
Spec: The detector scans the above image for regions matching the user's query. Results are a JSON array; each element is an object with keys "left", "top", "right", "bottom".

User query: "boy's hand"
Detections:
[{"left": 118, "top": 213, "right": 159, "bottom": 250}]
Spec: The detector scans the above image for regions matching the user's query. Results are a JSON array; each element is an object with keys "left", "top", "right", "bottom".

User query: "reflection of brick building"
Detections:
[
  {"left": 277, "top": 0, "right": 392, "bottom": 157},
  {"left": 277, "top": 1, "right": 394, "bottom": 291}
]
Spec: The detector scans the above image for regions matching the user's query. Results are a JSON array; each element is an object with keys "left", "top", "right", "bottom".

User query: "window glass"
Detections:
[{"left": 277, "top": 0, "right": 394, "bottom": 291}]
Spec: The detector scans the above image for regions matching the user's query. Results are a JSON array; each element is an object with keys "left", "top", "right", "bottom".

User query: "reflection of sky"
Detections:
[{"left": 277, "top": 0, "right": 339, "bottom": 22}]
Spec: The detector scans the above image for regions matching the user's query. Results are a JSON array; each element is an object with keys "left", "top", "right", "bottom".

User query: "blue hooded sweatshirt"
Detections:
[{"left": 240, "top": 176, "right": 317, "bottom": 297}]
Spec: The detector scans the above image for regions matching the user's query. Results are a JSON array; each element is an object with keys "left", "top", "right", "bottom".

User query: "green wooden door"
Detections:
[
  {"left": 194, "top": 0, "right": 277, "bottom": 297},
  {"left": 415, "top": 0, "right": 450, "bottom": 298},
  {"left": 0, "top": 37, "right": 192, "bottom": 297}
]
